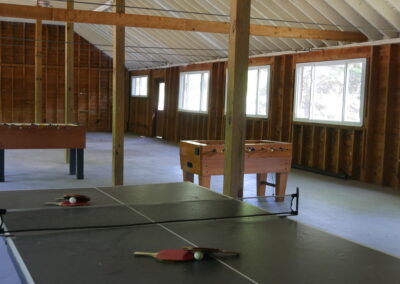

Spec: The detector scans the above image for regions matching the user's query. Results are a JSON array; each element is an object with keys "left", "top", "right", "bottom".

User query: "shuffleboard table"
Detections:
[
  {"left": 180, "top": 140, "right": 292, "bottom": 198},
  {"left": 0, "top": 123, "right": 86, "bottom": 182}
]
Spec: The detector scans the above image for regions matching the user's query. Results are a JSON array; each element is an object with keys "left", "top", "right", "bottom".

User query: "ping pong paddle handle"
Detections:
[
  {"left": 45, "top": 202, "right": 89, "bottom": 207},
  {"left": 55, "top": 194, "right": 91, "bottom": 202},
  {"left": 133, "top": 252, "right": 157, "bottom": 257}
]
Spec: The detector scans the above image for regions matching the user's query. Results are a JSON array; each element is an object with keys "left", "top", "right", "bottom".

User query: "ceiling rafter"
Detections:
[
  {"left": 365, "top": 0, "right": 400, "bottom": 31},
  {"left": 324, "top": 0, "right": 383, "bottom": 40},
  {"left": 386, "top": 0, "right": 400, "bottom": 13},
  {"left": 0, "top": 3, "right": 368, "bottom": 42},
  {"left": 255, "top": 0, "right": 313, "bottom": 50},
  {"left": 274, "top": 0, "right": 326, "bottom": 48},
  {"left": 343, "top": 0, "right": 397, "bottom": 38}
]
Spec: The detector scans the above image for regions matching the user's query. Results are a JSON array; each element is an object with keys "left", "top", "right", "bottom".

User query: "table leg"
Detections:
[
  {"left": 199, "top": 175, "right": 211, "bottom": 189},
  {"left": 182, "top": 171, "right": 194, "bottom": 183},
  {"left": 275, "top": 172, "right": 288, "bottom": 202},
  {"left": 0, "top": 149, "right": 4, "bottom": 182},
  {"left": 77, "top": 148, "right": 84, "bottom": 180},
  {"left": 256, "top": 173, "right": 267, "bottom": 196},
  {"left": 69, "top": 149, "right": 76, "bottom": 175}
]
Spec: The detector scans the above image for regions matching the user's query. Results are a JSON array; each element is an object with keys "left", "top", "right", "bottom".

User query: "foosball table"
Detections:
[
  {"left": 0, "top": 123, "right": 86, "bottom": 182},
  {"left": 180, "top": 140, "right": 292, "bottom": 198}
]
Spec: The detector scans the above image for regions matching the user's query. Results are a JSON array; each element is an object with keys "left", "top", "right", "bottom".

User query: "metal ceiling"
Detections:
[{"left": 1, "top": 0, "right": 399, "bottom": 70}]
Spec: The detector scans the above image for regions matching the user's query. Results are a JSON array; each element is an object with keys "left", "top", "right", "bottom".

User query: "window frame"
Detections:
[
  {"left": 178, "top": 70, "right": 210, "bottom": 114},
  {"left": 293, "top": 58, "right": 367, "bottom": 127},
  {"left": 131, "top": 75, "right": 149, "bottom": 97},
  {"left": 225, "top": 65, "right": 271, "bottom": 118}
]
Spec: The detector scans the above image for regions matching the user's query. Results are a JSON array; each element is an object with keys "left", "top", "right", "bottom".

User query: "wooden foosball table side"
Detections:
[{"left": 179, "top": 140, "right": 292, "bottom": 199}]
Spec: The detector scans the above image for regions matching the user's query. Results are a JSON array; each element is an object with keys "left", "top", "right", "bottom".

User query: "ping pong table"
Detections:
[{"left": 0, "top": 182, "right": 399, "bottom": 283}]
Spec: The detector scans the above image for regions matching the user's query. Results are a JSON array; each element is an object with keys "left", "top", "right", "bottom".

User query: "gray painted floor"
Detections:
[{"left": 1, "top": 132, "right": 399, "bottom": 283}]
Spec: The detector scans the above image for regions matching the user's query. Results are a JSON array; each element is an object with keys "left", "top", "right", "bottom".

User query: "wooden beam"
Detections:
[
  {"left": 223, "top": 0, "right": 251, "bottom": 198},
  {"left": 34, "top": 19, "right": 43, "bottom": 123},
  {"left": 65, "top": 0, "right": 74, "bottom": 125},
  {"left": 0, "top": 3, "right": 367, "bottom": 42},
  {"left": 65, "top": 0, "right": 74, "bottom": 163},
  {"left": 0, "top": 23, "right": 2, "bottom": 123},
  {"left": 112, "top": 0, "right": 125, "bottom": 186}
]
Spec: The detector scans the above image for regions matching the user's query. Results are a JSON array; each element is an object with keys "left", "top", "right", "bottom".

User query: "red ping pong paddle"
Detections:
[{"left": 133, "top": 249, "right": 194, "bottom": 261}]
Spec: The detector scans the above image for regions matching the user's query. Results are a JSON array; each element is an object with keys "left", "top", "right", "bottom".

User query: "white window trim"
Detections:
[
  {"left": 225, "top": 65, "right": 271, "bottom": 118},
  {"left": 131, "top": 75, "right": 149, "bottom": 97},
  {"left": 293, "top": 58, "right": 367, "bottom": 127},
  {"left": 178, "top": 70, "right": 210, "bottom": 114}
]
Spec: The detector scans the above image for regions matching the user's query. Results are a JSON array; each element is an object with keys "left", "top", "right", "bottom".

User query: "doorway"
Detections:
[{"left": 153, "top": 80, "right": 165, "bottom": 138}]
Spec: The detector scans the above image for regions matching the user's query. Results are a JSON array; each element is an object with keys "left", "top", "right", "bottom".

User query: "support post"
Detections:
[
  {"left": 34, "top": 18, "right": 43, "bottom": 123},
  {"left": 65, "top": 0, "right": 74, "bottom": 163},
  {"left": 112, "top": 0, "right": 125, "bottom": 185},
  {"left": 223, "top": 0, "right": 251, "bottom": 198}
]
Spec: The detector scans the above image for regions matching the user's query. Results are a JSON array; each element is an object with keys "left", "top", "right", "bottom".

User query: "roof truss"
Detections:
[{"left": 0, "top": 3, "right": 368, "bottom": 42}]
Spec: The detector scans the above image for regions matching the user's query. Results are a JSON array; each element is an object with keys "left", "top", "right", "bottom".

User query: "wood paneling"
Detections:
[
  {"left": 0, "top": 21, "right": 113, "bottom": 131},
  {"left": 128, "top": 43, "right": 400, "bottom": 189}
]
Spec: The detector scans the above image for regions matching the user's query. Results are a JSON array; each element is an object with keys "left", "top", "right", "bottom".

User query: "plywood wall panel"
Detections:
[
  {"left": 352, "top": 130, "right": 364, "bottom": 179},
  {"left": 12, "top": 66, "right": 25, "bottom": 122},
  {"left": 339, "top": 129, "right": 355, "bottom": 177},
  {"left": 268, "top": 57, "right": 284, "bottom": 141},
  {"left": 382, "top": 45, "right": 400, "bottom": 187},
  {"left": 1, "top": 66, "right": 13, "bottom": 121},
  {"left": 89, "top": 69, "right": 100, "bottom": 130},
  {"left": 0, "top": 21, "right": 113, "bottom": 131},
  {"left": 313, "top": 127, "right": 327, "bottom": 171},
  {"left": 56, "top": 68, "right": 65, "bottom": 123},
  {"left": 44, "top": 67, "right": 58, "bottom": 123}
]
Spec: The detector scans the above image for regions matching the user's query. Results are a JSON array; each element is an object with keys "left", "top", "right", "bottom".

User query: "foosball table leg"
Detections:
[
  {"left": 199, "top": 175, "right": 211, "bottom": 189},
  {"left": 0, "top": 149, "right": 4, "bottom": 182},
  {"left": 69, "top": 149, "right": 77, "bottom": 175},
  {"left": 275, "top": 173, "right": 288, "bottom": 202},
  {"left": 182, "top": 171, "right": 194, "bottom": 183},
  {"left": 77, "top": 148, "right": 84, "bottom": 180},
  {"left": 256, "top": 173, "right": 267, "bottom": 196}
]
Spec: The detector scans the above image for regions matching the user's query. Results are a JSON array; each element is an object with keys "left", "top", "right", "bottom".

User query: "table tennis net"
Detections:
[{"left": 0, "top": 190, "right": 298, "bottom": 235}]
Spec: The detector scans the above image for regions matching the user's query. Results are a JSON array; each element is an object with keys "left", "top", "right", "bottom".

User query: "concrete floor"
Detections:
[{"left": 1, "top": 132, "right": 400, "bottom": 283}]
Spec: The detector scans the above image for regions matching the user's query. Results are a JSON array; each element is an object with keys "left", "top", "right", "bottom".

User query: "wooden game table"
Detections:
[
  {"left": 180, "top": 140, "right": 292, "bottom": 198},
  {"left": 0, "top": 123, "right": 86, "bottom": 181}
]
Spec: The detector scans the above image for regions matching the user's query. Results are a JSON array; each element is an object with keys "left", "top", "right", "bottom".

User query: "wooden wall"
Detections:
[
  {"left": 129, "top": 43, "right": 400, "bottom": 189},
  {"left": 0, "top": 21, "right": 113, "bottom": 131}
]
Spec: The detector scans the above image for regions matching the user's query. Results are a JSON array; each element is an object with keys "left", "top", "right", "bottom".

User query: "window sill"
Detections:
[
  {"left": 178, "top": 109, "right": 208, "bottom": 115},
  {"left": 292, "top": 120, "right": 364, "bottom": 130},
  {"left": 223, "top": 114, "right": 268, "bottom": 120}
]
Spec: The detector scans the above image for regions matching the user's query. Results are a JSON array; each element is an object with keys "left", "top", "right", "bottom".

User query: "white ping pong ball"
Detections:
[
  {"left": 69, "top": 197, "right": 77, "bottom": 204},
  {"left": 194, "top": 251, "right": 204, "bottom": 261}
]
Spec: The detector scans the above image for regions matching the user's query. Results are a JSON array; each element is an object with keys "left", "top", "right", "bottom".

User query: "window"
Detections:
[
  {"left": 157, "top": 82, "right": 165, "bottom": 111},
  {"left": 131, "top": 76, "right": 148, "bottom": 97},
  {"left": 294, "top": 58, "right": 366, "bottom": 126},
  {"left": 178, "top": 71, "right": 210, "bottom": 113},
  {"left": 225, "top": 65, "right": 271, "bottom": 117}
]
